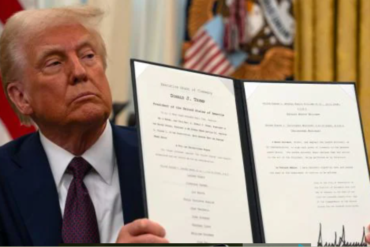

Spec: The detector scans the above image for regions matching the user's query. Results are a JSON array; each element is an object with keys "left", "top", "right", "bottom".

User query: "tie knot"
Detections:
[{"left": 67, "top": 157, "right": 92, "bottom": 180}]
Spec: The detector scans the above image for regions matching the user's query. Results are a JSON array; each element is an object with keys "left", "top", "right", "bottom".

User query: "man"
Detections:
[
  {"left": 0, "top": 6, "right": 168, "bottom": 245},
  {"left": 1, "top": 6, "right": 370, "bottom": 246}
]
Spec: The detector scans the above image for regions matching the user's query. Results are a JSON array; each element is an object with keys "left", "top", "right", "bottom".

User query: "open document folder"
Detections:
[{"left": 130, "top": 59, "right": 370, "bottom": 245}]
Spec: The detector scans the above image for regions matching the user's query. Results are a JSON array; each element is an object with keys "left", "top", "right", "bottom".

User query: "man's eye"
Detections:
[
  {"left": 84, "top": 53, "right": 95, "bottom": 59},
  {"left": 46, "top": 61, "right": 61, "bottom": 67}
]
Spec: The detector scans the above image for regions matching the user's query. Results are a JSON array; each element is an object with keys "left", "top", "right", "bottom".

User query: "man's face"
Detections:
[{"left": 20, "top": 23, "right": 112, "bottom": 128}]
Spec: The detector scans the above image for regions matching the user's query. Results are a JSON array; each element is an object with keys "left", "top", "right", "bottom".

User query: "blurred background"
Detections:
[{"left": 1, "top": 0, "right": 369, "bottom": 155}]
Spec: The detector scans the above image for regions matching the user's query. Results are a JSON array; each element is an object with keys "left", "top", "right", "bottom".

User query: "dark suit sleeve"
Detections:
[
  {"left": 0, "top": 190, "right": 7, "bottom": 245},
  {"left": 0, "top": 229, "right": 6, "bottom": 245},
  {"left": 0, "top": 208, "right": 7, "bottom": 245}
]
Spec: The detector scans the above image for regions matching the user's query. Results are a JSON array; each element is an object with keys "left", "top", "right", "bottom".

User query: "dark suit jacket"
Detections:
[{"left": 0, "top": 124, "right": 145, "bottom": 245}]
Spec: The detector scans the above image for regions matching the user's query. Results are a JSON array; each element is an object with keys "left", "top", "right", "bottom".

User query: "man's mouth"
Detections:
[{"left": 72, "top": 92, "right": 98, "bottom": 103}]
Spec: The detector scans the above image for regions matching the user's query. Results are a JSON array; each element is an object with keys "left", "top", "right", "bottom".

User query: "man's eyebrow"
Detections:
[
  {"left": 75, "top": 38, "right": 96, "bottom": 51},
  {"left": 36, "top": 45, "right": 65, "bottom": 64}
]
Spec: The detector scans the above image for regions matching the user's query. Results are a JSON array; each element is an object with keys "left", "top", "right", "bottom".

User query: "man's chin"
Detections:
[{"left": 69, "top": 107, "right": 110, "bottom": 126}]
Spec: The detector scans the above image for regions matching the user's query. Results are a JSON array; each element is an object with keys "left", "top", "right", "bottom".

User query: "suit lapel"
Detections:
[
  {"left": 112, "top": 125, "right": 146, "bottom": 224},
  {"left": 7, "top": 133, "right": 62, "bottom": 245}
]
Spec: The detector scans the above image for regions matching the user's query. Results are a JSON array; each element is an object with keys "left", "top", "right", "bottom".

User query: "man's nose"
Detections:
[{"left": 69, "top": 55, "right": 88, "bottom": 85}]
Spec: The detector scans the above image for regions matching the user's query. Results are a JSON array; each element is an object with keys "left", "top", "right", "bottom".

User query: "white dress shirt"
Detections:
[{"left": 40, "top": 122, "right": 123, "bottom": 243}]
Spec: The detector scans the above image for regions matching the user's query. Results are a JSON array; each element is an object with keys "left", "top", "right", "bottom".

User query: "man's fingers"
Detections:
[
  {"left": 128, "top": 219, "right": 166, "bottom": 237},
  {"left": 131, "top": 234, "right": 169, "bottom": 243},
  {"left": 115, "top": 220, "right": 168, "bottom": 243}
]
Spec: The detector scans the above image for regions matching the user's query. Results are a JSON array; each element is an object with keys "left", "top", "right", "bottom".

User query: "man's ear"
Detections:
[{"left": 7, "top": 81, "right": 34, "bottom": 116}]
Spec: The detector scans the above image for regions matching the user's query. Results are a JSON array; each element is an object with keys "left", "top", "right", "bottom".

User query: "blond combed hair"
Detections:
[{"left": 0, "top": 6, "right": 107, "bottom": 125}]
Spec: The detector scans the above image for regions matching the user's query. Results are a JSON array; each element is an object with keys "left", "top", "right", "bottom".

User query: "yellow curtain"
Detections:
[{"left": 295, "top": 0, "right": 370, "bottom": 156}]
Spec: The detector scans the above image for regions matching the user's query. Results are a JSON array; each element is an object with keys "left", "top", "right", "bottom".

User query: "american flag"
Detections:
[
  {"left": 183, "top": 15, "right": 247, "bottom": 76},
  {"left": 0, "top": 0, "right": 36, "bottom": 146}
]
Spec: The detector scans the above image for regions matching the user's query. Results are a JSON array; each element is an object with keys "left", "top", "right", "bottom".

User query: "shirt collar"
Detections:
[{"left": 40, "top": 121, "right": 115, "bottom": 187}]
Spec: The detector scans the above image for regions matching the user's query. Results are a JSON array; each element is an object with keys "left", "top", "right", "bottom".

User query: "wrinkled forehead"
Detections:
[
  {"left": 22, "top": 23, "right": 98, "bottom": 61},
  {"left": 27, "top": 23, "right": 94, "bottom": 48}
]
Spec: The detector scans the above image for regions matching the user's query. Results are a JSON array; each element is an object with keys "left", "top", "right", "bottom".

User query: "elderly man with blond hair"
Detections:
[
  {"left": 0, "top": 6, "right": 168, "bottom": 245},
  {"left": 2, "top": 5, "right": 370, "bottom": 246}
]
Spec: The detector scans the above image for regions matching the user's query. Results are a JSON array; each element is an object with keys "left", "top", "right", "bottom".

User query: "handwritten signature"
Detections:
[{"left": 317, "top": 223, "right": 366, "bottom": 246}]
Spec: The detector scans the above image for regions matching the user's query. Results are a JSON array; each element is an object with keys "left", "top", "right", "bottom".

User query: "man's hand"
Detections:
[
  {"left": 366, "top": 224, "right": 370, "bottom": 244},
  {"left": 116, "top": 219, "right": 169, "bottom": 243}
]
